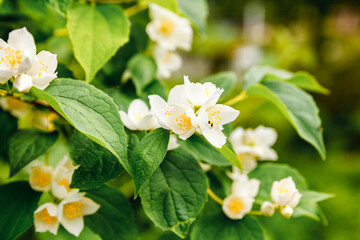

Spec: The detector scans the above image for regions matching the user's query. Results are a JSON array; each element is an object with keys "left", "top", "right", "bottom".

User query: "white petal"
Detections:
[
  {"left": 229, "top": 127, "right": 245, "bottom": 148},
  {"left": 210, "top": 104, "right": 240, "bottom": 126},
  {"left": 79, "top": 197, "right": 100, "bottom": 216},
  {"left": 32, "top": 74, "right": 57, "bottom": 90},
  {"left": 167, "top": 134, "right": 179, "bottom": 151},
  {"left": 34, "top": 203, "right": 59, "bottom": 235},
  {"left": 254, "top": 126, "right": 277, "bottom": 146},
  {"left": 60, "top": 215, "right": 84, "bottom": 237},
  {"left": 200, "top": 125, "right": 226, "bottom": 148},
  {"left": 36, "top": 50, "right": 58, "bottom": 74},
  {"left": 185, "top": 82, "right": 207, "bottom": 106},
  {"left": 168, "top": 84, "right": 188, "bottom": 106},
  {"left": 287, "top": 192, "right": 302, "bottom": 209},
  {"left": 254, "top": 146, "right": 278, "bottom": 161},
  {"left": 128, "top": 99, "right": 149, "bottom": 119},
  {"left": 260, "top": 201, "right": 275, "bottom": 216},
  {"left": 149, "top": 95, "right": 170, "bottom": 129},
  {"left": 7, "top": 27, "right": 36, "bottom": 57},
  {"left": 167, "top": 105, "right": 195, "bottom": 136},
  {"left": 119, "top": 111, "right": 137, "bottom": 131},
  {"left": 13, "top": 74, "right": 33, "bottom": 92},
  {"left": 0, "top": 68, "right": 14, "bottom": 83},
  {"left": 137, "top": 114, "right": 157, "bottom": 130}
]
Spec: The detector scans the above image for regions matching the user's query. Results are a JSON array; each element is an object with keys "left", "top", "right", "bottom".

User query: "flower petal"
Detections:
[
  {"left": 36, "top": 50, "right": 58, "bottom": 74},
  {"left": 200, "top": 125, "right": 226, "bottom": 148},
  {"left": 7, "top": 27, "right": 36, "bottom": 57},
  {"left": 137, "top": 113, "right": 157, "bottom": 130},
  {"left": 32, "top": 74, "right": 57, "bottom": 90},
  {"left": 79, "top": 197, "right": 100, "bottom": 216},
  {"left": 254, "top": 126, "right": 277, "bottom": 146},
  {"left": 13, "top": 74, "right": 33, "bottom": 92},
  {"left": 119, "top": 111, "right": 137, "bottom": 131},
  {"left": 60, "top": 215, "right": 84, "bottom": 237}
]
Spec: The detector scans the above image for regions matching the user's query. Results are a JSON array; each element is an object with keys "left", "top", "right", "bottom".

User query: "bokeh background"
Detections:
[{"left": 1, "top": 0, "right": 360, "bottom": 239}]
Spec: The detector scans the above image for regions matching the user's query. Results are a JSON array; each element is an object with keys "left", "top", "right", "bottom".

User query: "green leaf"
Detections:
[
  {"left": 191, "top": 213, "right": 264, "bottom": 240},
  {"left": 37, "top": 226, "right": 101, "bottom": 240},
  {"left": 286, "top": 72, "right": 330, "bottom": 95},
  {"left": 178, "top": 0, "right": 208, "bottom": 33},
  {"left": 30, "top": 78, "right": 129, "bottom": 172},
  {"left": 140, "top": 0, "right": 178, "bottom": 12},
  {"left": 0, "top": 110, "right": 17, "bottom": 161},
  {"left": 69, "top": 131, "right": 124, "bottom": 190},
  {"left": 67, "top": 3, "right": 130, "bottom": 82},
  {"left": 201, "top": 71, "right": 236, "bottom": 102},
  {"left": 217, "top": 144, "right": 243, "bottom": 171},
  {"left": 244, "top": 66, "right": 329, "bottom": 94},
  {"left": 140, "top": 149, "right": 208, "bottom": 238},
  {"left": 43, "top": 0, "right": 72, "bottom": 16},
  {"left": 130, "top": 128, "right": 170, "bottom": 197},
  {"left": 9, "top": 129, "right": 59, "bottom": 177},
  {"left": 141, "top": 79, "right": 168, "bottom": 104},
  {"left": 179, "top": 134, "right": 231, "bottom": 166},
  {"left": 249, "top": 163, "right": 331, "bottom": 224},
  {"left": 293, "top": 191, "right": 334, "bottom": 224},
  {"left": 104, "top": 88, "right": 133, "bottom": 112},
  {"left": 127, "top": 54, "right": 157, "bottom": 96},
  {"left": 247, "top": 80, "right": 326, "bottom": 159},
  {"left": 85, "top": 185, "right": 137, "bottom": 240},
  {"left": 0, "top": 181, "right": 41, "bottom": 240}
]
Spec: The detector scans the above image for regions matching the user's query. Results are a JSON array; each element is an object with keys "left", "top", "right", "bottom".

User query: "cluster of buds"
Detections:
[{"left": 29, "top": 157, "right": 99, "bottom": 236}]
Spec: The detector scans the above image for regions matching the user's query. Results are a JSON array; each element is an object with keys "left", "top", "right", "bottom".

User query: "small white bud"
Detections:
[
  {"left": 280, "top": 205, "right": 294, "bottom": 218},
  {"left": 260, "top": 201, "right": 275, "bottom": 216}
]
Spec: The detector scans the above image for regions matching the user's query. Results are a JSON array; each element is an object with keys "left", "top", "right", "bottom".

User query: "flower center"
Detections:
[
  {"left": 176, "top": 113, "right": 192, "bottom": 131},
  {"left": 229, "top": 198, "right": 244, "bottom": 215},
  {"left": 58, "top": 178, "right": 70, "bottom": 191},
  {"left": 159, "top": 19, "right": 174, "bottom": 35},
  {"left": 39, "top": 208, "right": 57, "bottom": 225},
  {"left": 0, "top": 46, "right": 23, "bottom": 71},
  {"left": 63, "top": 202, "right": 83, "bottom": 219},
  {"left": 278, "top": 187, "right": 290, "bottom": 196},
  {"left": 37, "top": 60, "right": 49, "bottom": 77},
  {"left": 132, "top": 111, "right": 146, "bottom": 123},
  {"left": 243, "top": 131, "right": 256, "bottom": 146},
  {"left": 207, "top": 108, "right": 221, "bottom": 128},
  {"left": 32, "top": 171, "right": 51, "bottom": 187}
]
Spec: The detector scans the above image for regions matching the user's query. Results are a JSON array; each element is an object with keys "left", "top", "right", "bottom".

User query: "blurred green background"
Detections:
[{"left": 1, "top": 0, "right": 360, "bottom": 239}]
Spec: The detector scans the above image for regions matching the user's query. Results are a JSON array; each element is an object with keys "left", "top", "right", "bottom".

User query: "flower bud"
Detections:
[
  {"left": 261, "top": 201, "right": 275, "bottom": 216},
  {"left": 280, "top": 205, "right": 294, "bottom": 218}
]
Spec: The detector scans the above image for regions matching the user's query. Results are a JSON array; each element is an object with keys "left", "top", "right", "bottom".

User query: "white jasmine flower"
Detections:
[
  {"left": 58, "top": 191, "right": 100, "bottom": 237},
  {"left": 119, "top": 99, "right": 158, "bottom": 131},
  {"left": 260, "top": 201, "right": 275, "bottom": 216},
  {"left": 222, "top": 193, "right": 255, "bottom": 220},
  {"left": 222, "top": 172, "right": 260, "bottom": 220},
  {"left": 229, "top": 126, "right": 278, "bottom": 171},
  {"left": 0, "top": 27, "right": 36, "bottom": 83},
  {"left": 51, "top": 157, "right": 77, "bottom": 199},
  {"left": 166, "top": 105, "right": 197, "bottom": 140},
  {"left": 197, "top": 91, "right": 240, "bottom": 148},
  {"left": 34, "top": 203, "right": 59, "bottom": 235},
  {"left": 146, "top": 4, "right": 193, "bottom": 51},
  {"left": 167, "top": 134, "right": 180, "bottom": 151},
  {"left": 270, "top": 177, "right": 302, "bottom": 218},
  {"left": 0, "top": 96, "right": 32, "bottom": 118},
  {"left": 29, "top": 166, "right": 53, "bottom": 192},
  {"left": 154, "top": 45, "right": 182, "bottom": 79},
  {"left": 13, "top": 50, "right": 57, "bottom": 92}
]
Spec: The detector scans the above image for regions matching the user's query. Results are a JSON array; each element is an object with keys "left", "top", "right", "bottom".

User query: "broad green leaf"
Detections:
[
  {"left": 244, "top": 66, "right": 329, "bottom": 94},
  {"left": 0, "top": 110, "right": 17, "bottom": 161},
  {"left": 140, "top": 0, "right": 178, "bottom": 11},
  {"left": 243, "top": 66, "right": 293, "bottom": 89},
  {"left": 69, "top": 131, "right": 124, "bottom": 190},
  {"left": 0, "top": 181, "right": 41, "bottom": 240},
  {"left": 141, "top": 79, "right": 168, "bottom": 104},
  {"left": 31, "top": 79, "right": 129, "bottom": 172},
  {"left": 191, "top": 213, "right": 264, "bottom": 240},
  {"left": 178, "top": 0, "right": 208, "bottom": 33},
  {"left": 130, "top": 128, "right": 169, "bottom": 197},
  {"left": 247, "top": 80, "right": 326, "bottom": 159},
  {"left": 43, "top": 0, "right": 72, "bottom": 16},
  {"left": 249, "top": 163, "right": 331, "bottom": 224},
  {"left": 67, "top": 3, "right": 130, "bottom": 82},
  {"left": 140, "top": 149, "right": 208, "bottom": 238},
  {"left": 201, "top": 71, "right": 237, "bottom": 102},
  {"left": 293, "top": 191, "right": 334, "bottom": 224},
  {"left": 85, "top": 185, "right": 137, "bottom": 240},
  {"left": 286, "top": 72, "right": 330, "bottom": 95},
  {"left": 9, "top": 129, "right": 59, "bottom": 176},
  {"left": 179, "top": 134, "right": 231, "bottom": 166},
  {"left": 127, "top": 54, "right": 157, "bottom": 96}
]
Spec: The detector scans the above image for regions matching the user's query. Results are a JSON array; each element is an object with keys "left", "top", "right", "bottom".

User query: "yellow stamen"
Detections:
[
  {"left": 279, "top": 187, "right": 290, "bottom": 196},
  {"left": 176, "top": 113, "right": 192, "bottom": 132},
  {"left": 39, "top": 208, "right": 57, "bottom": 225},
  {"left": 0, "top": 46, "right": 23, "bottom": 69},
  {"left": 58, "top": 178, "right": 70, "bottom": 191},
  {"left": 207, "top": 108, "right": 221, "bottom": 128},
  {"left": 229, "top": 198, "right": 244, "bottom": 215},
  {"left": 63, "top": 202, "right": 83, "bottom": 219},
  {"left": 32, "top": 171, "right": 51, "bottom": 187},
  {"left": 159, "top": 19, "right": 174, "bottom": 35}
]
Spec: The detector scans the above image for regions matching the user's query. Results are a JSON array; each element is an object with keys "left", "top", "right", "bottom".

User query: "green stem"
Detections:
[
  {"left": 249, "top": 210, "right": 263, "bottom": 216},
  {"left": 207, "top": 188, "right": 223, "bottom": 205},
  {"left": 224, "top": 91, "right": 248, "bottom": 106},
  {"left": 125, "top": 2, "right": 147, "bottom": 17}
]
